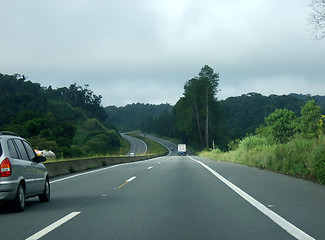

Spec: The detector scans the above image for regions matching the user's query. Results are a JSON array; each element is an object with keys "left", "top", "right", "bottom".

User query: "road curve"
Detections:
[
  {"left": 140, "top": 134, "right": 177, "bottom": 156},
  {"left": 0, "top": 138, "right": 324, "bottom": 240},
  {"left": 121, "top": 133, "right": 147, "bottom": 156}
]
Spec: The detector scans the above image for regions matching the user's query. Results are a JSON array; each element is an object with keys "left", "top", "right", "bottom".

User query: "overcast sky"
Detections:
[{"left": 1, "top": 0, "right": 324, "bottom": 106}]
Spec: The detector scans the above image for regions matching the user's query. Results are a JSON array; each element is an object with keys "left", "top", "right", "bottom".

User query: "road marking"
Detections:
[
  {"left": 115, "top": 176, "right": 137, "bottom": 189},
  {"left": 126, "top": 176, "right": 137, "bottom": 182},
  {"left": 189, "top": 156, "right": 315, "bottom": 240},
  {"left": 148, "top": 166, "right": 153, "bottom": 170},
  {"left": 115, "top": 182, "right": 128, "bottom": 189},
  {"left": 50, "top": 165, "right": 118, "bottom": 184},
  {"left": 138, "top": 138, "right": 148, "bottom": 154},
  {"left": 25, "top": 212, "right": 80, "bottom": 240},
  {"left": 50, "top": 156, "right": 161, "bottom": 185}
]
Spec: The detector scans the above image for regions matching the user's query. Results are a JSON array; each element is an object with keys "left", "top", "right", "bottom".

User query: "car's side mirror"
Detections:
[{"left": 33, "top": 155, "right": 47, "bottom": 163}]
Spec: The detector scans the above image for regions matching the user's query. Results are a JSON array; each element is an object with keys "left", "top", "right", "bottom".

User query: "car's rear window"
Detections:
[{"left": 0, "top": 142, "right": 2, "bottom": 156}]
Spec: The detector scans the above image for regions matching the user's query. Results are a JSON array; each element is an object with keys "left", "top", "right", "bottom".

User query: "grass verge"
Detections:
[
  {"left": 128, "top": 133, "right": 169, "bottom": 156},
  {"left": 200, "top": 135, "right": 325, "bottom": 184}
]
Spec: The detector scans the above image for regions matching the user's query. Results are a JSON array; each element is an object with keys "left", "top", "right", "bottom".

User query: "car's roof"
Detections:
[{"left": 0, "top": 131, "right": 20, "bottom": 137}]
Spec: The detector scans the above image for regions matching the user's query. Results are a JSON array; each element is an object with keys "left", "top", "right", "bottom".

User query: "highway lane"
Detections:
[
  {"left": 141, "top": 134, "right": 177, "bottom": 154},
  {"left": 0, "top": 152, "right": 324, "bottom": 239},
  {"left": 121, "top": 133, "right": 147, "bottom": 156}
]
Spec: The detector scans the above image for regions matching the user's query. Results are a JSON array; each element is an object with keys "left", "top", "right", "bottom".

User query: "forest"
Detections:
[
  {"left": 2, "top": 69, "right": 325, "bottom": 166},
  {"left": 0, "top": 73, "right": 126, "bottom": 158},
  {"left": 105, "top": 103, "right": 173, "bottom": 134},
  {"left": 104, "top": 65, "right": 325, "bottom": 183},
  {"left": 105, "top": 66, "right": 325, "bottom": 151}
]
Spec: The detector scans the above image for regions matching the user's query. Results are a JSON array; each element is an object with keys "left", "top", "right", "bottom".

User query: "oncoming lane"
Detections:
[{"left": 121, "top": 133, "right": 147, "bottom": 156}]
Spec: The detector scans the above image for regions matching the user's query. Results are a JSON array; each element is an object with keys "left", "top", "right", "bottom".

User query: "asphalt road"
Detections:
[
  {"left": 121, "top": 133, "right": 147, "bottom": 156},
  {"left": 141, "top": 134, "right": 177, "bottom": 154},
  {"left": 0, "top": 143, "right": 324, "bottom": 239}
]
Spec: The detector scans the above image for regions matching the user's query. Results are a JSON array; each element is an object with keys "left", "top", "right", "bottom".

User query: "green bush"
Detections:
[
  {"left": 211, "top": 148, "right": 223, "bottom": 154},
  {"left": 311, "top": 141, "right": 325, "bottom": 184},
  {"left": 238, "top": 135, "right": 270, "bottom": 151},
  {"left": 298, "top": 100, "right": 321, "bottom": 139},
  {"left": 69, "top": 145, "right": 83, "bottom": 158},
  {"left": 82, "top": 131, "right": 121, "bottom": 156},
  {"left": 265, "top": 108, "right": 297, "bottom": 143},
  {"left": 82, "top": 118, "right": 107, "bottom": 131}
]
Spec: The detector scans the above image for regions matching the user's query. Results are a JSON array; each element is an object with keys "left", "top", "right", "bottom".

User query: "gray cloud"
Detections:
[{"left": 1, "top": 0, "right": 324, "bottom": 106}]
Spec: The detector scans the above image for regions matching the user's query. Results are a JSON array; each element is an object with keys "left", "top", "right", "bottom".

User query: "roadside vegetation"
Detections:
[
  {"left": 200, "top": 100, "right": 325, "bottom": 184},
  {"left": 0, "top": 73, "right": 128, "bottom": 158},
  {"left": 2, "top": 72, "right": 325, "bottom": 182}
]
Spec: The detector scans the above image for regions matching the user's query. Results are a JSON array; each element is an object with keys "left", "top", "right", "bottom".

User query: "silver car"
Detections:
[{"left": 0, "top": 131, "right": 50, "bottom": 211}]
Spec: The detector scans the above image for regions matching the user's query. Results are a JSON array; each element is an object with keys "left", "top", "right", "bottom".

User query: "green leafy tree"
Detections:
[
  {"left": 175, "top": 65, "right": 221, "bottom": 149},
  {"left": 26, "top": 118, "right": 48, "bottom": 137},
  {"left": 298, "top": 100, "right": 322, "bottom": 138},
  {"left": 82, "top": 132, "right": 121, "bottom": 155},
  {"left": 265, "top": 109, "right": 297, "bottom": 143},
  {"left": 174, "top": 96, "right": 196, "bottom": 145},
  {"left": 318, "top": 115, "right": 325, "bottom": 134}
]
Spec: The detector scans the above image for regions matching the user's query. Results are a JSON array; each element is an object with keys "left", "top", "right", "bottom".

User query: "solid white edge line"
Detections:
[
  {"left": 138, "top": 138, "right": 148, "bottom": 154},
  {"left": 25, "top": 212, "right": 80, "bottom": 240},
  {"left": 189, "top": 156, "right": 315, "bottom": 240},
  {"left": 50, "top": 155, "right": 163, "bottom": 184},
  {"left": 50, "top": 165, "right": 118, "bottom": 184}
]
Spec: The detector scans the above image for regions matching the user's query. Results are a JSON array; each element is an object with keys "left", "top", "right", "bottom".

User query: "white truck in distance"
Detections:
[{"left": 177, "top": 144, "right": 187, "bottom": 156}]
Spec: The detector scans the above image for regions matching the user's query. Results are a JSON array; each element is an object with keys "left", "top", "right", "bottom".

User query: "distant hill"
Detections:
[
  {"left": 104, "top": 92, "right": 325, "bottom": 148},
  {"left": 289, "top": 93, "right": 325, "bottom": 112},
  {"left": 0, "top": 73, "right": 126, "bottom": 158},
  {"left": 221, "top": 93, "right": 303, "bottom": 141},
  {"left": 105, "top": 103, "right": 173, "bottom": 132}
]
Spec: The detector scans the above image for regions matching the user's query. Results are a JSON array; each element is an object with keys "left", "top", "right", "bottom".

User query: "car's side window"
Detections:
[
  {"left": 7, "top": 139, "right": 20, "bottom": 159},
  {"left": 14, "top": 139, "right": 30, "bottom": 161},
  {"left": 23, "top": 141, "right": 36, "bottom": 160}
]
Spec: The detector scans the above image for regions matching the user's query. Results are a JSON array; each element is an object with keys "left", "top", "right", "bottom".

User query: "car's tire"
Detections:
[
  {"left": 12, "top": 183, "right": 25, "bottom": 212},
  {"left": 39, "top": 179, "right": 50, "bottom": 202}
]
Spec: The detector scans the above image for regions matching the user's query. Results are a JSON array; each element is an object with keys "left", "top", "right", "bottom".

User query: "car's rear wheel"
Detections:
[
  {"left": 12, "top": 183, "right": 25, "bottom": 212},
  {"left": 39, "top": 179, "right": 50, "bottom": 202}
]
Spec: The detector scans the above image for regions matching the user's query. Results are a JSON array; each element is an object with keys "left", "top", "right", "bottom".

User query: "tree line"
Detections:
[
  {"left": 105, "top": 65, "right": 223, "bottom": 149},
  {"left": 3, "top": 69, "right": 325, "bottom": 157},
  {"left": 105, "top": 65, "right": 226, "bottom": 150},
  {"left": 105, "top": 66, "right": 325, "bottom": 151},
  {"left": 0, "top": 73, "right": 125, "bottom": 158}
]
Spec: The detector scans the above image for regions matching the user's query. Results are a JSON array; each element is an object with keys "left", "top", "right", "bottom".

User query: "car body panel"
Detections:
[{"left": 0, "top": 132, "right": 49, "bottom": 207}]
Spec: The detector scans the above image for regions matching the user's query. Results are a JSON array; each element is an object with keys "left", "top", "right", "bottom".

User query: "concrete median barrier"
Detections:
[{"left": 44, "top": 155, "right": 158, "bottom": 177}]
